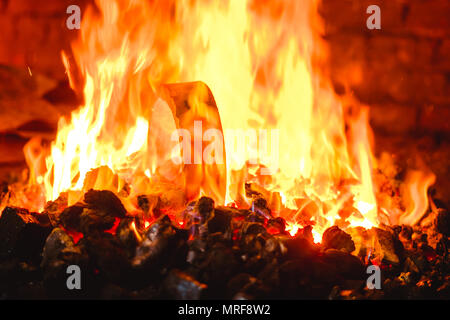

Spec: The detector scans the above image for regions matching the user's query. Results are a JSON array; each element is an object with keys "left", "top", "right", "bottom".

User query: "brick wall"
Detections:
[
  {"left": 0, "top": 0, "right": 89, "bottom": 80},
  {"left": 319, "top": 0, "right": 450, "bottom": 135}
]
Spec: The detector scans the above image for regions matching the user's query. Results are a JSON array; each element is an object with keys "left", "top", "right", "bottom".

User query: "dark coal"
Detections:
[
  {"left": 41, "top": 228, "right": 76, "bottom": 268},
  {"left": 163, "top": 269, "right": 207, "bottom": 299},
  {"left": 0, "top": 189, "right": 448, "bottom": 300},
  {"left": 267, "top": 217, "right": 286, "bottom": 234},
  {"left": 14, "top": 222, "right": 52, "bottom": 264},
  {"left": 322, "top": 249, "right": 365, "bottom": 280},
  {"left": 58, "top": 203, "right": 84, "bottom": 232},
  {"left": 322, "top": 226, "right": 355, "bottom": 253},
  {"left": 40, "top": 228, "right": 97, "bottom": 299},
  {"left": 196, "top": 196, "right": 214, "bottom": 222},
  {"left": 373, "top": 227, "right": 404, "bottom": 265},
  {"left": 81, "top": 233, "right": 130, "bottom": 285},
  {"left": 0, "top": 207, "right": 27, "bottom": 260},
  {"left": 207, "top": 208, "right": 232, "bottom": 234},
  {"left": 116, "top": 218, "right": 139, "bottom": 258},
  {"left": 251, "top": 197, "right": 273, "bottom": 220},
  {"left": 242, "top": 221, "right": 267, "bottom": 236},
  {"left": 282, "top": 235, "right": 319, "bottom": 260},
  {"left": 133, "top": 215, "right": 189, "bottom": 276},
  {"left": 245, "top": 212, "right": 266, "bottom": 223},
  {"left": 436, "top": 209, "right": 450, "bottom": 236},
  {"left": 42, "top": 250, "right": 97, "bottom": 299},
  {"left": 43, "top": 193, "right": 68, "bottom": 226},
  {"left": 79, "top": 208, "right": 116, "bottom": 234},
  {"left": 400, "top": 225, "right": 413, "bottom": 241},
  {"left": 200, "top": 242, "right": 239, "bottom": 293},
  {"left": 84, "top": 189, "right": 127, "bottom": 218}
]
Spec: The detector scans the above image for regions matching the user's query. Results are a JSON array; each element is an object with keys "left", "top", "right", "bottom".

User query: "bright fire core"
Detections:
[{"left": 21, "top": 0, "right": 435, "bottom": 242}]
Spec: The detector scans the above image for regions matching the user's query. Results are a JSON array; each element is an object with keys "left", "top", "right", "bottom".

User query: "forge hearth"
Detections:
[
  {"left": 0, "top": 190, "right": 448, "bottom": 299},
  {"left": 0, "top": 0, "right": 449, "bottom": 301}
]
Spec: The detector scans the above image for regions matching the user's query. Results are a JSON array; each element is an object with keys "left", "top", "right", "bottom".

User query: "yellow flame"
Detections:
[{"left": 21, "top": 0, "right": 434, "bottom": 239}]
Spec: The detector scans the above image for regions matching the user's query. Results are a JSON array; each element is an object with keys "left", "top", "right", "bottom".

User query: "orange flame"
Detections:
[{"left": 20, "top": 0, "right": 435, "bottom": 239}]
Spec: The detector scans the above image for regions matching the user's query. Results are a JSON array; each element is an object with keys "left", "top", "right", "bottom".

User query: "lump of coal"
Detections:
[
  {"left": 200, "top": 243, "right": 239, "bottom": 290},
  {"left": 323, "top": 249, "right": 365, "bottom": 280},
  {"left": 59, "top": 202, "right": 117, "bottom": 235},
  {"left": 322, "top": 226, "right": 355, "bottom": 253},
  {"left": 43, "top": 192, "right": 68, "bottom": 226},
  {"left": 251, "top": 197, "right": 273, "bottom": 220},
  {"left": 42, "top": 250, "right": 96, "bottom": 299},
  {"left": 81, "top": 233, "right": 130, "bottom": 285},
  {"left": 399, "top": 225, "right": 413, "bottom": 241},
  {"left": 282, "top": 235, "right": 319, "bottom": 260},
  {"left": 133, "top": 215, "right": 189, "bottom": 272},
  {"left": 207, "top": 207, "right": 232, "bottom": 235},
  {"left": 262, "top": 236, "right": 286, "bottom": 259},
  {"left": 405, "top": 252, "right": 430, "bottom": 273},
  {"left": 58, "top": 203, "right": 84, "bottom": 231},
  {"left": 116, "top": 218, "right": 139, "bottom": 258},
  {"left": 241, "top": 233, "right": 269, "bottom": 257},
  {"left": 14, "top": 223, "right": 52, "bottom": 265},
  {"left": 186, "top": 238, "right": 208, "bottom": 271},
  {"left": 145, "top": 215, "right": 175, "bottom": 241},
  {"left": 230, "top": 276, "right": 270, "bottom": 299},
  {"left": 245, "top": 212, "right": 266, "bottom": 223},
  {"left": 242, "top": 222, "right": 267, "bottom": 236},
  {"left": 266, "top": 217, "right": 286, "bottom": 234},
  {"left": 300, "top": 225, "right": 315, "bottom": 244},
  {"left": 373, "top": 228, "right": 403, "bottom": 265},
  {"left": 257, "top": 258, "right": 281, "bottom": 289},
  {"left": 33, "top": 212, "right": 52, "bottom": 227},
  {"left": 0, "top": 207, "right": 27, "bottom": 260},
  {"left": 227, "top": 273, "right": 257, "bottom": 297},
  {"left": 196, "top": 196, "right": 215, "bottom": 222},
  {"left": 163, "top": 269, "right": 207, "bottom": 299},
  {"left": 436, "top": 209, "right": 450, "bottom": 236},
  {"left": 84, "top": 189, "right": 127, "bottom": 218},
  {"left": 40, "top": 229, "right": 95, "bottom": 299},
  {"left": 278, "top": 259, "right": 315, "bottom": 297},
  {"left": 79, "top": 208, "right": 116, "bottom": 234},
  {"left": 0, "top": 207, "right": 49, "bottom": 264},
  {"left": 41, "top": 228, "right": 77, "bottom": 268}
]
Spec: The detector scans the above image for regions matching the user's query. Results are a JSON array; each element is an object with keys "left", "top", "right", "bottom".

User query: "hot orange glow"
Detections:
[
  {"left": 399, "top": 170, "right": 436, "bottom": 226},
  {"left": 18, "top": 0, "right": 435, "bottom": 241}
]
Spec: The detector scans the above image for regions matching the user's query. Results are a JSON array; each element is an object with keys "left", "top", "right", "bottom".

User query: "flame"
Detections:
[
  {"left": 399, "top": 170, "right": 436, "bottom": 225},
  {"left": 130, "top": 221, "right": 142, "bottom": 242},
  {"left": 25, "top": 0, "right": 184, "bottom": 209},
  {"left": 168, "top": 0, "right": 380, "bottom": 237},
  {"left": 19, "top": 0, "right": 435, "bottom": 239}
]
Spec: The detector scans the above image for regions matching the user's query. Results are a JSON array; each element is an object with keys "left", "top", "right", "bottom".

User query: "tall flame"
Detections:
[
  {"left": 21, "top": 0, "right": 434, "bottom": 239},
  {"left": 43, "top": 0, "right": 183, "bottom": 204}
]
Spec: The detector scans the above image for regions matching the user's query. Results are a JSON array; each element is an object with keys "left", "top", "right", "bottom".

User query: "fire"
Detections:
[{"left": 17, "top": 0, "right": 435, "bottom": 240}]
